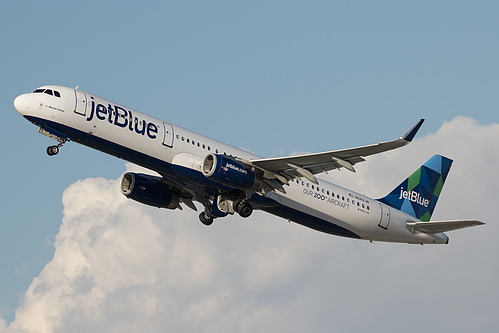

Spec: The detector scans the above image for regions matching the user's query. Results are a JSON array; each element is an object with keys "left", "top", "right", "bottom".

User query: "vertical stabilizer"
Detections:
[{"left": 379, "top": 155, "right": 453, "bottom": 222}]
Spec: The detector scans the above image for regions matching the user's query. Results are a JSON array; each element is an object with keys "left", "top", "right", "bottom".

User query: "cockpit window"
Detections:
[{"left": 32, "top": 88, "right": 61, "bottom": 98}]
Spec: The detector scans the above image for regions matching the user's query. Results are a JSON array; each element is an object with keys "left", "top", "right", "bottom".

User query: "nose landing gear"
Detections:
[
  {"left": 46, "top": 137, "right": 67, "bottom": 156},
  {"left": 37, "top": 126, "right": 68, "bottom": 156}
]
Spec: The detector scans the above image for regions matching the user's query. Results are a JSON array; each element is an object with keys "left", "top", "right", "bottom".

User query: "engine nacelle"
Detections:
[
  {"left": 120, "top": 172, "right": 180, "bottom": 209},
  {"left": 201, "top": 154, "right": 262, "bottom": 190}
]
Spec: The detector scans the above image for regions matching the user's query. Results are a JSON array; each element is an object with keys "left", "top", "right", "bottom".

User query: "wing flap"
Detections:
[{"left": 407, "top": 220, "right": 485, "bottom": 233}]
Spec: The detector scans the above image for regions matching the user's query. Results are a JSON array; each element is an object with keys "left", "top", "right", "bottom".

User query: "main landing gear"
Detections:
[
  {"left": 235, "top": 200, "right": 253, "bottom": 218},
  {"left": 199, "top": 210, "right": 214, "bottom": 226},
  {"left": 198, "top": 196, "right": 253, "bottom": 226}
]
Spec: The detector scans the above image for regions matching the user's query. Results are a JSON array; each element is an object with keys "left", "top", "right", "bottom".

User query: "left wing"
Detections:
[{"left": 238, "top": 119, "right": 425, "bottom": 191}]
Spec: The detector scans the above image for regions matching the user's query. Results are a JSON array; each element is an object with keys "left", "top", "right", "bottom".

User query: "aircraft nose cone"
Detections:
[{"left": 14, "top": 94, "right": 29, "bottom": 115}]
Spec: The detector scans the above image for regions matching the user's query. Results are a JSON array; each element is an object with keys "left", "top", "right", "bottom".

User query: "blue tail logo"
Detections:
[{"left": 379, "top": 155, "right": 453, "bottom": 222}]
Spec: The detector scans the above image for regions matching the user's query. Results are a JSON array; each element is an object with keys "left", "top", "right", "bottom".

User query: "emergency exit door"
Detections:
[
  {"left": 162, "top": 122, "right": 174, "bottom": 148},
  {"left": 378, "top": 204, "right": 391, "bottom": 229},
  {"left": 74, "top": 90, "right": 87, "bottom": 116}
]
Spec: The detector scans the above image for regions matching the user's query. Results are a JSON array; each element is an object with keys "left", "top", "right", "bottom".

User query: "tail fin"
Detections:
[{"left": 379, "top": 155, "right": 453, "bottom": 222}]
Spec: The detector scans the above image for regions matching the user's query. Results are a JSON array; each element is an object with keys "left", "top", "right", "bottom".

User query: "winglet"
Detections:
[{"left": 402, "top": 119, "right": 425, "bottom": 142}]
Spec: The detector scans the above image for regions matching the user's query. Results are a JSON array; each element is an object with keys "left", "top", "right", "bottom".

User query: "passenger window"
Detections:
[{"left": 54, "top": 91, "right": 61, "bottom": 98}]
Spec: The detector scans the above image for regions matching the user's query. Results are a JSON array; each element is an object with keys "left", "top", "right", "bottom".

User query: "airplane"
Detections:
[{"left": 14, "top": 85, "right": 484, "bottom": 244}]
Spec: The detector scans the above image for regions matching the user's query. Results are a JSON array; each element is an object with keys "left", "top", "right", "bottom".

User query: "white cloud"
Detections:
[{"left": 2, "top": 116, "right": 498, "bottom": 333}]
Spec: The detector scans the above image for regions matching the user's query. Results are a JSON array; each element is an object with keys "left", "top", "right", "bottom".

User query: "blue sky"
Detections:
[{"left": 1, "top": 1, "right": 498, "bottom": 331}]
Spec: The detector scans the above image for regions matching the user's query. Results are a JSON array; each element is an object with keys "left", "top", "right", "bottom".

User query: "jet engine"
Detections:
[
  {"left": 120, "top": 172, "right": 180, "bottom": 209},
  {"left": 201, "top": 154, "right": 263, "bottom": 190}
]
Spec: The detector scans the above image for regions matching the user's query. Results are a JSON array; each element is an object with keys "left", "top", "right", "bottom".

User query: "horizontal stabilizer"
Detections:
[{"left": 407, "top": 219, "right": 484, "bottom": 233}]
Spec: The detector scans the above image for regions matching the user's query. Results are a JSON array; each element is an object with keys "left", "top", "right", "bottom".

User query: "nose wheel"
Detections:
[
  {"left": 46, "top": 138, "right": 67, "bottom": 156},
  {"left": 46, "top": 145, "right": 60, "bottom": 156}
]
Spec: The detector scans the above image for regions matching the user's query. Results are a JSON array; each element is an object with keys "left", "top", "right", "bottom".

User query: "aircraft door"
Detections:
[
  {"left": 162, "top": 122, "right": 174, "bottom": 148},
  {"left": 378, "top": 204, "right": 391, "bottom": 229},
  {"left": 74, "top": 90, "right": 87, "bottom": 116}
]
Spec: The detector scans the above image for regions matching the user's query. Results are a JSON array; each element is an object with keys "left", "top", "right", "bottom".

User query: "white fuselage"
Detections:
[{"left": 14, "top": 85, "right": 448, "bottom": 244}]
